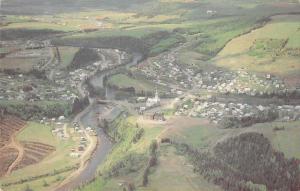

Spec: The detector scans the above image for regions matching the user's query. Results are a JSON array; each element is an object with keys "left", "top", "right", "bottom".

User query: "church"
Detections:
[{"left": 146, "top": 89, "right": 160, "bottom": 108}]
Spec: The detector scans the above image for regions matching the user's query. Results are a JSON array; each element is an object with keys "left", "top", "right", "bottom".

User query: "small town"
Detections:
[{"left": 1, "top": 1, "right": 300, "bottom": 191}]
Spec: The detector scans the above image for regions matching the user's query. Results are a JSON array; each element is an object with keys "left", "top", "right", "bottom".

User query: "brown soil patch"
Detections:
[
  {"left": 0, "top": 115, "right": 26, "bottom": 176},
  {"left": 0, "top": 147, "right": 18, "bottom": 177},
  {"left": 12, "top": 141, "right": 55, "bottom": 171}
]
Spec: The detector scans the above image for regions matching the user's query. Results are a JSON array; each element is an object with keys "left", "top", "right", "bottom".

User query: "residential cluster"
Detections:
[
  {"left": 176, "top": 98, "right": 300, "bottom": 125},
  {"left": 0, "top": 73, "right": 76, "bottom": 101},
  {"left": 138, "top": 49, "right": 286, "bottom": 97}
]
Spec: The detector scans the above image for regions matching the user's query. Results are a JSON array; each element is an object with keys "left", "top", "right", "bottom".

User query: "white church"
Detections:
[{"left": 146, "top": 89, "right": 160, "bottom": 108}]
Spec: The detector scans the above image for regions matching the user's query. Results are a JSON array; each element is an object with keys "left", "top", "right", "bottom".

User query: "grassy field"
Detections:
[
  {"left": 0, "top": 122, "right": 78, "bottom": 191},
  {"left": 1, "top": 21, "right": 77, "bottom": 32},
  {"left": 149, "top": 34, "right": 185, "bottom": 55},
  {"left": 58, "top": 46, "right": 79, "bottom": 69},
  {"left": 146, "top": 145, "right": 222, "bottom": 191},
  {"left": 107, "top": 73, "right": 166, "bottom": 94},
  {"left": 0, "top": 57, "right": 39, "bottom": 72},
  {"left": 244, "top": 121, "right": 300, "bottom": 160}
]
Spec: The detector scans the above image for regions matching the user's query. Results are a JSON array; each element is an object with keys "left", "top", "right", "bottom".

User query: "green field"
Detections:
[
  {"left": 247, "top": 121, "right": 300, "bottom": 160},
  {"left": 147, "top": 145, "right": 222, "bottom": 191},
  {"left": 58, "top": 46, "right": 80, "bottom": 69},
  {"left": 107, "top": 73, "right": 166, "bottom": 94}
]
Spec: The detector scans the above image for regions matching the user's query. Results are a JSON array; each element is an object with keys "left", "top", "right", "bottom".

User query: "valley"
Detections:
[{"left": 0, "top": 0, "right": 300, "bottom": 191}]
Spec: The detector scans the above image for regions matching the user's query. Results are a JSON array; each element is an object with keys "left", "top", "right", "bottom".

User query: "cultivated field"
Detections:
[
  {"left": 12, "top": 141, "right": 56, "bottom": 171},
  {"left": 0, "top": 115, "right": 26, "bottom": 177}
]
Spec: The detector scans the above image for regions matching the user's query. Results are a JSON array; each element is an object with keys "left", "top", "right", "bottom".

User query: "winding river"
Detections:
[{"left": 55, "top": 51, "right": 143, "bottom": 191}]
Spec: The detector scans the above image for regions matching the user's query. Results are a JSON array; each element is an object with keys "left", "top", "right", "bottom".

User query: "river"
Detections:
[{"left": 55, "top": 51, "right": 143, "bottom": 191}]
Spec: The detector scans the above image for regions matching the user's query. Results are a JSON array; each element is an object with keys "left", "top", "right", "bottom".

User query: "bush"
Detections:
[{"left": 42, "top": 180, "right": 49, "bottom": 187}]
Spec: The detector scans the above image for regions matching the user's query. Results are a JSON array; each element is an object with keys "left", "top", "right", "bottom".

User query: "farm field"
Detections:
[{"left": 0, "top": 115, "right": 26, "bottom": 176}]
